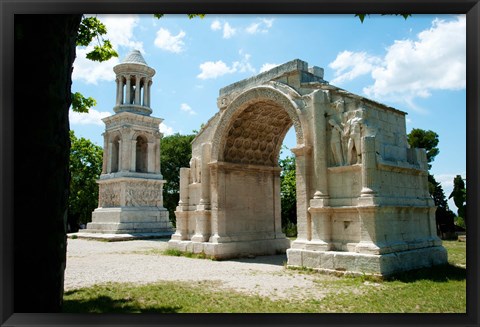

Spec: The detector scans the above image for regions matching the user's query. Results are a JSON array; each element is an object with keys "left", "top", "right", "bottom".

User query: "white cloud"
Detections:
[
  {"left": 436, "top": 172, "right": 466, "bottom": 191},
  {"left": 69, "top": 108, "right": 110, "bottom": 126},
  {"left": 159, "top": 123, "right": 174, "bottom": 136},
  {"left": 154, "top": 28, "right": 186, "bottom": 53},
  {"left": 329, "top": 51, "right": 382, "bottom": 84},
  {"left": 197, "top": 60, "right": 236, "bottom": 79},
  {"left": 260, "top": 63, "right": 279, "bottom": 73},
  {"left": 223, "top": 22, "right": 236, "bottom": 39},
  {"left": 210, "top": 20, "right": 236, "bottom": 39},
  {"left": 435, "top": 174, "right": 456, "bottom": 191},
  {"left": 197, "top": 51, "right": 255, "bottom": 79},
  {"left": 246, "top": 18, "right": 274, "bottom": 34},
  {"left": 180, "top": 103, "right": 197, "bottom": 115},
  {"left": 72, "top": 47, "right": 119, "bottom": 84},
  {"left": 97, "top": 15, "right": 144, "bottom": 52},
  {"left": 211, "top": 20, "right": 222, "bottom": 31},
  {"left": 246, "top": 22, "right": 261, "bottom": 34},
  {"left": 328, "top": 16, "right": 466, "bottom": 108},
  {"left": 73, "top": 15, "right": 142, "bottom": 85},
  {"left": 262, "top": 18, "right": 274, "bottom": 28}
]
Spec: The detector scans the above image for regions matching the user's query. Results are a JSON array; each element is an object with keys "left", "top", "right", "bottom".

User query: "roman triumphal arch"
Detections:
[{"left": 168, "top": 59, "right": 448, "bottom": 276}]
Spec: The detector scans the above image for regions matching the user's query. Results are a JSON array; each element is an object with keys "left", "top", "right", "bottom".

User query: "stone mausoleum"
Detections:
[
  {"left": 82, "top": 50, "right": 172, "bottom": 234},
  {"left": 168, "top": 59, "right": 448, "bottom": 276}
]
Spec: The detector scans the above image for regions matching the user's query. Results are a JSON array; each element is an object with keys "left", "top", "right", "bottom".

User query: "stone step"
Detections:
[{"left": 83, "top": 221, "right": 172, "bottom": 234}]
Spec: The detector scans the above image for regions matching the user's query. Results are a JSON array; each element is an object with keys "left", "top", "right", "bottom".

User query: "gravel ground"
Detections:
[{"left": 65, "top": 238, "right": 339, "bottom": 300}]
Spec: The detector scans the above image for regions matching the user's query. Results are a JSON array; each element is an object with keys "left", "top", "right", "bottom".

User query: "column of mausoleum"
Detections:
[
  {"left": 125, "top": 76, "right": 132, "bottom": 105},
  {"left": 135, "top": 75, "right": 141, "bottom": 105},
  {"left": 116, "top": 77, "right": 123, "bottom": 106}
]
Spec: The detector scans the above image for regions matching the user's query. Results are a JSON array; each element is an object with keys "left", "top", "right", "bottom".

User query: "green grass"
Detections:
[
  {"left": 443, "top": 240, "right": 466, "bottom": 266},
  {"left": 63, "top": 240, "right": 466, "bottom": 313},
  {"left": 63, "top": 281, "right": 318, "bottom": 313}
]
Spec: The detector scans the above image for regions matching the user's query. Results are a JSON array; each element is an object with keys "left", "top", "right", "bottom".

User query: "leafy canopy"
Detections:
[
  {"left": 71, "top": 92, "right": 97, "bottom": 113},
  {"left": 68, "top": 130, "right": 103, "bottom": 231},
  {"left": 355, "top": 14, "right": 411, "bottom": 23},
  {"left": 161, "top": 133, "right": 196, "bottom": 223},
  {"left": 449, "top": 175, "right": 466, "bottom": 226},
  {"left": 407, "top": 128, "right": 439, "bottom": 169},
  {"left": 279, "top": 147, "right": 297, "bottom": 235}
]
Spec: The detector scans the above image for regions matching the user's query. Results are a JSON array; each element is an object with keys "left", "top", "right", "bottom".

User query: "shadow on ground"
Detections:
[
  {"left": 62, "top": 293, "right": 181, "bottom": 313},
  {"left": 230, "top": 254, "right": 287, "bottom": 266},
  {"left": 388, "top": 264, "right": 466, "bottom": 283}
]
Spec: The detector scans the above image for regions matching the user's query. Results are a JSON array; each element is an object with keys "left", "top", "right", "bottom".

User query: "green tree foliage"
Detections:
[
  {"left": 68, "top": 130, "right": 103, "bottom": 232},
  {"left": 76, "top": 16, "right": 118, "bottom": 62},
  {"left": 407, "top": 128, "right": 440, "bottom": 170},
  {"left": 429, "top": 174, "right": 456, "bottom": 236},
  {"left": 161, "top": 133, "right": 196, "bottom": 224},
  {"left": 153, "top": 14, "right": 206, "bottom": 19},
  {"left": 355, "top": 14, "right": 411, "bottom": 23},
  {"left": 71, "top": 16, "right": 118, "bottom": 113},
  {"left": 279, "top": 149, "right": 297, "bottom": 236},
  {"left": 71, "top": 92, "right": 97, "bottom": 113},
  {"left": 449, "top": 175, "right": 467, "bottom": 228}
]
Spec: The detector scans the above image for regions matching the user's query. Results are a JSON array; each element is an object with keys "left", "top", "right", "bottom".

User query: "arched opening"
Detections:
[
  {"left": 136, "top": 135, "right": 148, "bottom": 173},
  {"left": 220, "top": 100, "right": 295, "bottom": 242},
  {"left": 111, "top": 136, "right": 120, "bottom": 173},
  {"left": 279, "top": 128, "right": 297, "bottom": 238}
]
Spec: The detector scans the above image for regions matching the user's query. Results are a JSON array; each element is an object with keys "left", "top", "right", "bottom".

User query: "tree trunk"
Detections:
[{"left": 14, "top": 14, "right": 82, "bottom": 312}]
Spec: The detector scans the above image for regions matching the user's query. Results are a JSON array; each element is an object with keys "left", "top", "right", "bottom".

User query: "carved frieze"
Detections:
[
  {"left": 125, "top": 181, "right": 163, "bottom": 207},
  {"left": 98, "top": 183, "right": 122, "bottom": 208},
  {"left": 98, "top": 180, "right": 163, "bottom": 208}
]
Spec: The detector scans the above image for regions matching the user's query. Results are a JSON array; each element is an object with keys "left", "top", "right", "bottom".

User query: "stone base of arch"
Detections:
[
  {"left": 286, "top": 246, "right": 447, "bottom": 277},
  {"left": 287, "top": 203, "right": 448, "bottom": 276},
  {"left": 168, "top": 237, "right": 291, "bottom": 259}
]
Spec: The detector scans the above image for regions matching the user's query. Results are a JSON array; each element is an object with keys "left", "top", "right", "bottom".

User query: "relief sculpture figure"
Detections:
[
  {"left": 343, "top": 113, "right": 363, "bottom": 165},
  {"left": 328, "top": 119, "right": 344, "bottom": 166}
]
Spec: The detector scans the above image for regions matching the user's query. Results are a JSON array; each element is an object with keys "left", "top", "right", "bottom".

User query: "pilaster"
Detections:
[
  {"left": 291, "top": 145, "right": 311, "bottom": 242},
  {"left": 311, "top": 90, "right": 329, "bottom": 200}
]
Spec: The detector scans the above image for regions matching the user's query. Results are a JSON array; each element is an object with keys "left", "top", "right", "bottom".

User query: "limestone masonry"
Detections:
[
  {"left": 84, "top": 51, "right": 447, "bottom": 276},
  {"left": 168, "top": 58, "right": 447, "bottom": 276},
  {"left": 82, "top": 50, "right": 172, "bottom": 235}
]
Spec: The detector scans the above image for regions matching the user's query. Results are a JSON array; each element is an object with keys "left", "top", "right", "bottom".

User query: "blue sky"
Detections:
[{"left": 70, "top": 14, "right": 466, "bottom": 210}]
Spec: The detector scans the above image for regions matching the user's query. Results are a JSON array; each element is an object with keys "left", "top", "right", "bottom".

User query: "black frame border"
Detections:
[{"left": 1, "top": 1, "right": 478, "bottom": 326}]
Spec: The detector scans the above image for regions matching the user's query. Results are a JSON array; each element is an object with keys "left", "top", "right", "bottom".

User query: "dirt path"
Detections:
[{"left": 65, "top": 238, "right": 341, "bottom": 300}]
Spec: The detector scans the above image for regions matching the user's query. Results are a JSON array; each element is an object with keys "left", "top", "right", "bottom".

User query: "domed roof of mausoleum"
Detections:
[{"left": 121, "top": 49, "right": 148, "bottom": 65}]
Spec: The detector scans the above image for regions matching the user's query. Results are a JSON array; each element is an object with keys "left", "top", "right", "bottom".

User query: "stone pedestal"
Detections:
[
  {"left": 86, "top": 207, "right": 171, "bottom": 234},
  {"left": 82, "top": 177, "right": 173, "bottom": 234}
]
